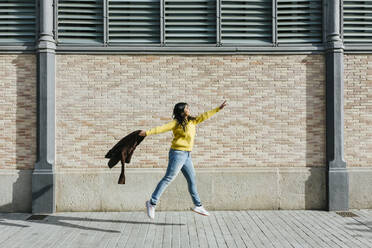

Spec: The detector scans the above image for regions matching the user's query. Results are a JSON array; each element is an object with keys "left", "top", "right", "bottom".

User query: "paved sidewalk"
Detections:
[{"left": 0, "top": 209, "right": 371, "bottom": 248}]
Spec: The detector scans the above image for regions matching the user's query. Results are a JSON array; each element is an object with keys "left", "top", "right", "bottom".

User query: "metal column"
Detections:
[
  {"left": 325, "top": 0, "right": 349, "bottom": 211},
  {"left": 32, "top": 0, "right": 56, "bottom": 214}
]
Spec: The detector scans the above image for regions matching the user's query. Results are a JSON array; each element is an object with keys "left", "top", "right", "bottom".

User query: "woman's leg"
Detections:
[
  {"left": 181, "top": 153, "right": 202, "bottom": 207},
  {"left": 150, "top": 149, "right": 187, "bottom": 205}
]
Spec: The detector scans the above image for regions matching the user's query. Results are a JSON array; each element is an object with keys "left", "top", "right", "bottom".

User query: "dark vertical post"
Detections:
[
  {"left": 326, "top": 0, "right": 349, "bottom": 211},
  {"left": 32, "top": 0, "right": 56, "bottom": 213}
]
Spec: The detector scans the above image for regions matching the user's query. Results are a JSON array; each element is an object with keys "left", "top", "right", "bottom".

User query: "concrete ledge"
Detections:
[
  {"left": 349, "top": 167, "right": 372, "bottom": 209},
  {"left": 55, "top": 167, "right": 327, "bottom": 211},
  {"left": 2, "top": 167, "right": 371, "bottom": 212},
  {"left": 0, "top": 170, "right": 32, "bottom": 212}
]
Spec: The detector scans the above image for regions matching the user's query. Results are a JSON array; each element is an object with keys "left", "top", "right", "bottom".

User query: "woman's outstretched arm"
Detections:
[
  {"left": 194, "top": 100, "right": 227, "bottom": 125},
  {"left": 140, "top": 119, "right": 177, "bottom": 136}
]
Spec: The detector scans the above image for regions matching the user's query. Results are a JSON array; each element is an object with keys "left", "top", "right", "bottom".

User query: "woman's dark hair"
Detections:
[{"left": 173, "top": 102, "right": 197, "bottom": 131}]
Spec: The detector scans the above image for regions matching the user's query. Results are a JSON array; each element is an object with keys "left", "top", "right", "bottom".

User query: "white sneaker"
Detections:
[
  {"left": 146, "top": 200, "right": 155, "bottom": 219},
  {"left": 191, "top": 205, "right": 210, "bottom": 216}
]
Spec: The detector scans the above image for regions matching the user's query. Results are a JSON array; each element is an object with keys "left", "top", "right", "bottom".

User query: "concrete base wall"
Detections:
[
  {"left": 55, "top": 167, "right": 327, "bottom": 211},
  {"left": 1, "top": 167, "right": 372, "bottom": 212},
  {"left": 0, "top": 170, "right": 32, "bottom": 212},
  {"left": 349, "top": 167, "right": 372, "bottom": 209}
]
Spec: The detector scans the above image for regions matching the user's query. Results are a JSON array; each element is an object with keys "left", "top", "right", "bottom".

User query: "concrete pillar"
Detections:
[
  {"left": 32, "top": 0, "right": 56, "bottom": 214},
  {"left": 325, "top": 0, "right": 349, "bottom": 211}
]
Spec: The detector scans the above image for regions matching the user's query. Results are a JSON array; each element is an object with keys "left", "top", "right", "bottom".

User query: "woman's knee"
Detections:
[{"left": 162, "top": 175, "right": 175, "bottom": 183}]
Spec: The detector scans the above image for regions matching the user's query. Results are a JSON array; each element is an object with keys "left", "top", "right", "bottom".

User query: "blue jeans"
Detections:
[{"left": 150, "top": 148, "right": 202, "bottom": 207}]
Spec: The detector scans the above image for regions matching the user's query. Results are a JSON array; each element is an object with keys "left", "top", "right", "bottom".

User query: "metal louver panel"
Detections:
[
  {"left": 164, "top": 0, "right": 216, "bottom": 44},
  {"left": 344, "top": 1, "right": 372, "bottom": 43},
  {"left": 58, "top": 0, "right": 103, "bottom": 44},
  {"left": 221, "top": 0, "right": 272, "bottom": 45},
  {"left": 277, "top": 0, "right": 322, "bottom": 44},
  {"left": 108, "top": 0, "right": 160, "bottom": 44},
  {"left": 0, "top": 0, "right": 36, "bottom": 43}
]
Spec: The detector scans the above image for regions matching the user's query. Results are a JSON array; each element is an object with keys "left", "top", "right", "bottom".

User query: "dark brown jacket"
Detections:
[{"left": 105, "top": 130, "right": 145, "bottom": 184}]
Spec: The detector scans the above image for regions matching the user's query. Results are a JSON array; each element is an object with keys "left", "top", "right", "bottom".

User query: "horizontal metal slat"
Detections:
[
  {"left": 222, "top": 22, "right": 271, "bottom": 26},
  {"left": 222, "top": 33, "right": 271, "bottom": 37},
  {"left": 59, "top": 26, "right": 103, "bottom": 31},
  {"left": 59, "top": 32, "right": 103, "bottom": 37},
  {"left": 109, "top": 33, "right": 159, "bottom": 37},
  {"left": 277, "top": 38, "right": 321, "bottom": 43},
  {"left": 221, "top": 27, "right": 271, "bottom": 31},
  {"left": 109, "top": 21, "right": 159, "bottom": 26},
  {"left": 0, "top": 32, "right": 34, "bottom": 36},
  {"left": 109, "top": 0, "right": 159, "bottom": 2},
  {"left": 344, "top": 32, "right": 372, "bottom": 36},
  {"left": 221, "top": 10, "right": 271, "bottom": 14},
  {"left": 0, "top": 38, "right": 35, "bottom": 43},
  {"left": 57, "top": 38, "right": 103, "bottom": 44},
  {"left": 109, "top": 38, "right": 160, "bottom": 43},
  {"left": 278, "top": 32, "right": 321, "bottom": 37},
  {"left": 278, "top": 26, "right": 321, "bottom": 31},
  {"left": 165, "top": 32, "right": 215, "bottom": 37},
  {"left": 278, "top": 0, "right": 321, "bottom": 3},
  {"left": 0, "top": 15, "right": 34, "bottom": 19},
  {"left": 165, "top": 39, "right": 215, "bottom": 43},
  {"left": 222, "top": 0, "right": 271, "bottom": 2},
  {"left": 0, "top": 26, "right": 35, "bottom": 30},
  {"left": 58, "top": 3, "right": 100, "bottom": 8},
  {"left": 221, "top": 39, "right": 271, "bottom": 45},
  {"left": 109, "top": 10, "right": 159, "bottom": 14},
  {"left": 164, "top": 10, "right": 216, "bottom": 14}
]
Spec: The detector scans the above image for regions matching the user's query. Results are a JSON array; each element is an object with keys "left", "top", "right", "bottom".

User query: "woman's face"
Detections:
[{"left": 184, "top": 105, "right": 190, "bottom": 117}]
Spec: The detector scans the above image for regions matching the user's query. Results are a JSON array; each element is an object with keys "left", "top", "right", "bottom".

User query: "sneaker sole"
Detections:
[
  {"left": 146, "top": 201, "right": 154, "bottom": 219},
  {"left": 190, "top": 207, "right": 210, "bottom": 216}
]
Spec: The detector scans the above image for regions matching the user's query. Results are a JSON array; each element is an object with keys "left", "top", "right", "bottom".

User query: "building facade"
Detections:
[{"left": 0, "top": 0, "right": 371, "bottom": 213}]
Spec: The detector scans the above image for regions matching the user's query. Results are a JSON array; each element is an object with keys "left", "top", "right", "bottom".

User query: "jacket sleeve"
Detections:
[
  {"left": 194, "top": 107, "right": 221, "bottom": 125},
  {"left": 145, "top": 119, "right": 177, "bottom": 136}
]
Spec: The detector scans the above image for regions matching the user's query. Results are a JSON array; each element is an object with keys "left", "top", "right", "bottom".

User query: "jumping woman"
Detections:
[{"left": 139, "top": 100, "right": 227, "bottom": 219}]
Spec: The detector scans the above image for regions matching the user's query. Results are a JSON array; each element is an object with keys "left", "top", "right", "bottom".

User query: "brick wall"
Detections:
[
  {"left": 56, "top": 55, "right": 325, "bottom": 169},
  {"left": 0, "top": 55, "right": 36, "bottom": 170},
  {"left": 344, "top": 55, "right": 372, "bottom": 167}
]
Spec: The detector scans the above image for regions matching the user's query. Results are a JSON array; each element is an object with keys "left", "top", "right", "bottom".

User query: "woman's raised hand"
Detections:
[
  {"left": 139, "top": 130, "right": 147, "bottom": 136},
  {"left": 219, "top": 100, "right": 227, "bottom": 110}
]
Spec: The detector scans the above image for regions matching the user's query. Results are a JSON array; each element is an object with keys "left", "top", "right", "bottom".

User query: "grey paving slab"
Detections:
[
  {"left": 104, "top": 212, "right": 134, "bottom": 248},
  {"left": 288, "top": 211, "right": 338, "bottom": 248},
  {"left": 330, "top": 211, "right": 372, "bottom": 248},
  {"left": 91, "top": 212, "right": 125, "bottom": 248},
  {"left": 264, "top": 211, "right": 305, "bottom": 248},
  {"left": 215, "top": 210, "right": 238, "bottom": 248},
  {"left": 162, "top": 211, "right": 173, "bottom": 248},
  {"left": 0, "top": 213, "right": 31, "bottom": 246},
  {"left": 152, "top": 211, "right": 165, "bottom": 248},
  {"left": 308, "top": 211, "right": 364, "bottom": 248},
  {"left": 179, "top": 212, "right": 190, "bottom": 248},
  {"left": 223, "top": 210, "right": 249, "bottom": 248},
  {"left": 116, "top": 211, "right": 139, "bottom": 248},
  {"left": 0, "top": 210, "right": 371, "bottom": 248},
  {"left": 303, "top": 211, "right": 347, "bottom": 248},
  {"left": 171, "top": 212, "right": 181, "bottom": 248},
  {"left": 142, "top": 211, "right": 157, "bottom": 247},
  {"left": 194, "top": 211, "right": 209, "bottom": 248},
  {"left": 201, "top": 211, "right": 218, "bottom": 248},
  {"left": 244, "top": 211, "right": 276, "bottom": 248},
  {"left": 186, "top": 212, "right": 198, "bottom": 248},
  {"left": 229, "top": 211, "right": 256, "bottom": 248},
  {"left": 209, "top": 211, "right": 228, "bottom": 248},
  {"left": 235, "top": 211, "right": 263, "bottom": 248},
  {"left": 279, "top": 211, "right": 322, "bottom": 248},
  {"left": 258, "top": 211, "right": 294, "bottom": 248}
]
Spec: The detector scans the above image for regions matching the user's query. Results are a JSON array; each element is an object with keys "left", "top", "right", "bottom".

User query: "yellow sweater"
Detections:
[{"left": 145, "top": 107, "right": 221, "bottom": 151}]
